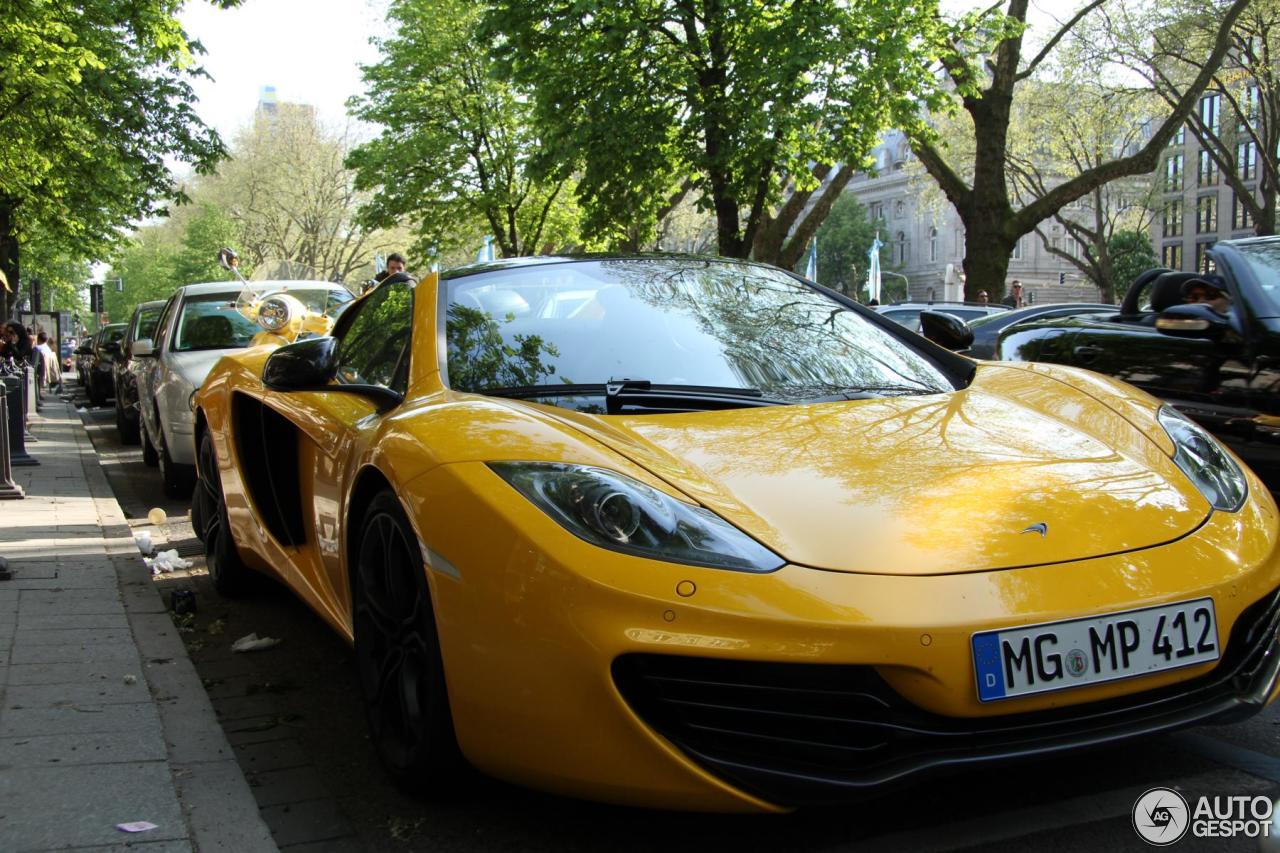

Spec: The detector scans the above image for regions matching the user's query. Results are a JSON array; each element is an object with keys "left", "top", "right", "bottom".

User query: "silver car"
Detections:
[{"left": 135, "top": 280, "right": 353, "bottom": 496}]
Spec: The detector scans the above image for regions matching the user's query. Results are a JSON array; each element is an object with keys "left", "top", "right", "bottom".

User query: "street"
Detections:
[{"left": 64, "top": 380, "right": 1280, "bottom": 853}]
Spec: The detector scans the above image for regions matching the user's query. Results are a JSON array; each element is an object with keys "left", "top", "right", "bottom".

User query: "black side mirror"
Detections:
[
  {"left": 1155, "top": 304, "right": 1232, "bottom": 341},
  {"left": 263, "top": 336, "right": 340, "bottom": 389},
  {"left": 262, "top": 336, "right": 403, "bottom": 412},
  {"left": 920, "top": 310, "right": 974, "bottom": 351}
]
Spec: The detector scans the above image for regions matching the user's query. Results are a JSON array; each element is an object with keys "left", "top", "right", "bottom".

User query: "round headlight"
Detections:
[{"left": 257, "top": 295, "right": 293, "bottom": 332}]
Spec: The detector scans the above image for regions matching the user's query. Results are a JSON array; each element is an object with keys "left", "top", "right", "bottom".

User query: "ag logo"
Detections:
[{"left": 1132, "top": 787, "right": 1190, "bottom": 845}]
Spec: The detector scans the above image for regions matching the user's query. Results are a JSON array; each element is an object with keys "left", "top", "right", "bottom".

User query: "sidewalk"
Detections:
[{"left": 0, "top": 398, "right": 276, "bottom": 853}]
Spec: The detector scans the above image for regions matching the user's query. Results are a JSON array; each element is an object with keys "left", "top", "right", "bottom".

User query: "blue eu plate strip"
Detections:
[{"left": 973, "top": 632, "right": 1006, "bottom": 701}]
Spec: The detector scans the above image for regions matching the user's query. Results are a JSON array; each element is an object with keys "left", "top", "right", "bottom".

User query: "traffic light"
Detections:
[
  {"left": 1059, "top": 272, "right": 1066, "bottom": 285},
  {"left": 88, "top": 283, "right": 103, "bottom": 314}
]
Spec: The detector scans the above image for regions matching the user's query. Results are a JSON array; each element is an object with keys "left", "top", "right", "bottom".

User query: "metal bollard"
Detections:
[
  {"left": 24, "top": 364, "right": 37, "bottom": 417},
  {"left": 4, "top": 376, "right": 37, "bottom": 466},
  {"left": 0, "top": 393, "right": 23, "bottom": 499}
]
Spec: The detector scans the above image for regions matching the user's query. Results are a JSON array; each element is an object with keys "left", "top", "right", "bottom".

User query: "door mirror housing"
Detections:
[
  {"left": 919, "top": 310, "right": 974, "bottom": 352},
  {"left": 262, "top": 336, "right": 403, "bottom": 412},
  {"left": 131, "top": 339, "right": 154, "bottom": 358},
  {"left": 1155, "top": 304, "right": 1232, "bottom": 341}
]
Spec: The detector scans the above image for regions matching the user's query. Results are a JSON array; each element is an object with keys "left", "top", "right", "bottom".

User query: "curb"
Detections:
[{"left": 68, "top": 402, "right": 278, "bottom": 852}]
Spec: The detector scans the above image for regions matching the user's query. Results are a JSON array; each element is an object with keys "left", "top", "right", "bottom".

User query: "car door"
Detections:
[
  {"left": 261, "top": 279, "right": 416, "bottom": 629},
  {"left": 138, "top": 295, "right": 179, "bottom": 445}
]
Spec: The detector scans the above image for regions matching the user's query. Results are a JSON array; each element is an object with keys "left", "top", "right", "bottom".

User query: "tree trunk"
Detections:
[
  {"left": 0, "top": 202, "right": 19, "bottom": 319},
  {"left": 1258, "top": 180, "right": 1277, "bottom": 236},
  {"left": 960, "top": 216, "right": 1016, "bottom": 300}
]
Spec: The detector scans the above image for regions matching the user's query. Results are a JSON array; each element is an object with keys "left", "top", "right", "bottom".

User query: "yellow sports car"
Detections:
[{"left": 192, "top": 256, "right": 1280, "bottom": 812}]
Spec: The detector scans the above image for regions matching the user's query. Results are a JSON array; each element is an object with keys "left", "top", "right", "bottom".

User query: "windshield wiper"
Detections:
[{"left": 484, "top": 380, "right": 782, "bottom": 414}]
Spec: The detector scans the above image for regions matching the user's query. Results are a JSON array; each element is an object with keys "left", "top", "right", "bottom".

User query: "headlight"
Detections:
[
  {"left": 1157, "top": 406, "right": 1247, "bottom": 512},
  {"left": 256, "top": 295, "right": 293, "bottom": 332},
  {"left": 489, "top": 462, "right": 784, "bottom": 572}
]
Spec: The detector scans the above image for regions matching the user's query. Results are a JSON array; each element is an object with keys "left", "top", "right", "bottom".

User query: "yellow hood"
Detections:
[{"left": 545, "top": 363, "right": 1211, "bottom": 575}]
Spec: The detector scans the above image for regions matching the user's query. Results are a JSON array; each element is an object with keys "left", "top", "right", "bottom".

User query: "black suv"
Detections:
[{"left": 995, "top": 236, "right": 1280, "bottom": 487}]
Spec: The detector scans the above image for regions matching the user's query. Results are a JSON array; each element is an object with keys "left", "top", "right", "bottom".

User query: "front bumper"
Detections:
[
  {"left": 407, "top": 461, "right": 1280, "bottom": 812},
  {"left": 612, "top": 586, "right": 1280, "bottom": 805}
]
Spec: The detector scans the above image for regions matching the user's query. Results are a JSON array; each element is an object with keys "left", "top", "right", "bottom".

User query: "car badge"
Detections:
[{"left": 1021, "top": 522, "right": 1048, "bottom": 537}]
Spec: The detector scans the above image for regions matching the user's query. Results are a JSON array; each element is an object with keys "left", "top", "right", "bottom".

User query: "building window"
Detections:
[
  {"left": 1200, "top": 93, "right": 1220, "bottom": 135},
  {"left": 1163, "top": 243, "right": 1183, "bottom": 270},
  {"left": 1011, "top": 235, "right": 1023, "bottom": 260},
  {"left": 1196, "top": 242, "right": 1216, "bottom": 274},
  {"left": 1165, "top": 153, "right": 1183, "bottom": 192},
  {"left": 1169, "top": 124, "right": 1185, "bottom": 147},
  {"left": 894, "top": 200, "right": 905, "bottom": 219},
  {"left": 1163, "top": 200, "right": 1183, "bottom": 238},
  {"left": 1198, "top": 150, "right": 1218, "bottom": 187},
  {"left": 1234, "top": 194, "right": 1255, "bottom": 231},
  {"left": 1241, "top": 86, "right": 1259, "bottom": 132},
  {"left": 928, "top": 227, "right": 938, "bottom": 262},
  {"left": 1237, "top": 140, "right": 1257, "bottom": 181},
  {"left": 1196, "top": 195, "right": 1217, "bottom": 233},
  {"left": 895, "top": 231, "right": 908, "bottom": 264},
  {"left": 869, "top": 201, "right": 883, "bottom": 222}
]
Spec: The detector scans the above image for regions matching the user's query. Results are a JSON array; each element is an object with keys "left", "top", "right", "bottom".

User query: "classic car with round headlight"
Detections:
[{"left": 192, "top": 256, "right": 1280, "bottom": 811}]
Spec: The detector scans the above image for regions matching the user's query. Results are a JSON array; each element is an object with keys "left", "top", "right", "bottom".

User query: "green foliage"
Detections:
[
  {"left": 0, "top": 0, "right": 231, "bottom": 314},
  {"left": 347, "top": 0, "right": 584, "bottom": 259},
  {"left": 484, "top": 0, "right": 948, "bottom": 261},
  {"left": 103, "top": 234, "right": 180, "bottom": 323},
  {"left": 173, "top": 205, "right": 242, "bottom": 285},
  {"left": 1108, "top": 229, "right": 1161, "bottom": 293},
  {"left": 22, "top": 237, "right": 90, "bottom": 315},
  {"left": 809, "top": 195, "right": 886, "bottom": 297}
]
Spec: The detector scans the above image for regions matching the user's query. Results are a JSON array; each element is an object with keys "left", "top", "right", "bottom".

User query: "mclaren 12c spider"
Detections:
[{"left": 191, "top": 255, "right": 1280, "bottom": 812}]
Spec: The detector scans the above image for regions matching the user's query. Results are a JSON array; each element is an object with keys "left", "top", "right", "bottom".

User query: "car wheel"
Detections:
[
  {"left": 197, "top": 429, "right": 251, "bottom": 595},
  {"left": 158, "top": 429, "right": 195, "bottom": 498},
  {"left": 354, "top": 491, "right": 463, "bottom": 791},
  {"left": 88, "top": 377, "right": 106, "bottom": 407},
  {"left": 141, "top": 423, "right": 159, "bottom": 467},
  {"left": 116, "top": 400, "right": 140, "bottom": 445}
]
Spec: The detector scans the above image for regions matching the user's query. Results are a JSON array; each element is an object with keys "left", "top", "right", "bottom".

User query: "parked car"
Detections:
[
  {"left": 86, "top": 324, "right": 127, "bottom": 406},
  {"left": 74, "top": 334, "right": 97, "bottom": 387},
  {"left": 192, "top": 255, "right": 1279, "bottom": 809},
  {"left": 113, "top": 300, "right": 166, "bottom": 444},
  {"left": 966, "top": 302, "right": 1117, "bottom": 359},
  {"left": 995, "top": 236, "right": 1280, "bottom": 487},
  {"left": 138, "top": 280, "right": 353, "bottom": 497},
  {"left": 876, "top": 301, "right": 1007, "bottom": 332}
]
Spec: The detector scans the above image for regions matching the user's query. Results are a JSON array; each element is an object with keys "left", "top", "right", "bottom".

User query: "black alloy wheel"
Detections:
[
  {"left": 197, "top": 429, "right": 251, "bottom": 595},
  {"left": 354, "top": 491, "right": 463, "bottom": 791}
]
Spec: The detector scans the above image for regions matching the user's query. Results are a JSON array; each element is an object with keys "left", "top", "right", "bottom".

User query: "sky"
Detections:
[{"left": 178, "top": 0, "right": 388, "bottom": 141}]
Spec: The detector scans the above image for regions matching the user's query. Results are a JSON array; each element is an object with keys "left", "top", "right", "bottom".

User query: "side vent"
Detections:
[{"left": 232, "top": 393, "right": 306, "bottom": 547}]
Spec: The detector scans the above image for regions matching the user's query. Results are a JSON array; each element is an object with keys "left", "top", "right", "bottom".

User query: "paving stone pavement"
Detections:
[{"left": 0, "top": 398, "right": 276, "bottom": 853}]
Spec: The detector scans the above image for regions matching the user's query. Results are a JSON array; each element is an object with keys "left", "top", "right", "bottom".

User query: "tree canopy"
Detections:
[
  {"left": 485, "top": 0, "right": 949, "bottom": 266},
  {"left": 348, "top": 0, "right": 585, "bottom": 260},
  {"left": 0, "top": 0, "right": 235, "bottom": 315}
]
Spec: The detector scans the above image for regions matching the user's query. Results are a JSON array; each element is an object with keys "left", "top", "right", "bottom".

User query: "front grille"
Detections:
[{"left": 613, "top": 588, "right": 1280, "bottom": 805}]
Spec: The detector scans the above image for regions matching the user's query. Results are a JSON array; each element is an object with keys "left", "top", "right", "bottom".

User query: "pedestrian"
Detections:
[
  {"left": 977, "top": 290, "right": 989, "bottom": 304},
  {"left": 2, "top": 320, "right": 32, "bottom": 366},
  {"left": 35, "top": 331, "right": 59, "bottom": 392},
  {"left": 1002, "top": 280, "right": 1024, "bottom": 309}
]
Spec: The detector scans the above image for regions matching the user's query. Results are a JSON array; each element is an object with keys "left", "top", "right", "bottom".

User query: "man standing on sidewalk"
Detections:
[{"left": 35, "top": 331, "right": 58, "bottom": 393}]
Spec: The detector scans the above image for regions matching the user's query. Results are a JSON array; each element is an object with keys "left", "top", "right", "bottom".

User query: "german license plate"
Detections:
[{"left": 972, "top": 598, "right": 1219, "bottom": 702}]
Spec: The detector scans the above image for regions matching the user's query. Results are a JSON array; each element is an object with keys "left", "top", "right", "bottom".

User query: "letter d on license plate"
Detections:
[{"left": 972, "top": 598, "right": 1219, "bottom": 702}]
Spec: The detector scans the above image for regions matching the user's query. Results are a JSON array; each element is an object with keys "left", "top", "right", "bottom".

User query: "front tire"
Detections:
[
  {"left": 197, "top": 429, "right": 251, "bottom": 595},
  {"left": 141, "top": 424, "right": 159, "bottom": 467},
  {"left": 354, "top": 491, "right": 463, "bottom": 791},
  {"left": 116, "top": 399, "right": 140, "bottom": 445},
  {"left": 158, "top": 425, "right": 195, "bottom": 498}
]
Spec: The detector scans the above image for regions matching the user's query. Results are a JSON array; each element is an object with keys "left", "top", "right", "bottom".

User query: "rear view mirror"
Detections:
[
  {"left": 132, "top": 339, "right": 154, "bottom": 358},
  {"left": 919, "top": 310, "right": 974, "bottom": 352},
  {"left": 217, "top": 247, "right": 239, "bottom": 271}
]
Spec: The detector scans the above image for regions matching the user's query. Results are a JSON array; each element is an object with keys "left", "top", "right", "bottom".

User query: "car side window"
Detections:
[
  {"left": 152, "top": 296, "right": 178, "bottom": 352},
  {"left": 334, "top": 281, "right": 414, "bottom": 394}
]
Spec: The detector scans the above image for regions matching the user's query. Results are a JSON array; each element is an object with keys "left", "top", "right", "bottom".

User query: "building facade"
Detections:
[
  {"left": 1154, "top": 92, "right": 1259, "bottom": 275},
  {"left": 845, "top": 131, "right": 1108, "bottom": 305}
]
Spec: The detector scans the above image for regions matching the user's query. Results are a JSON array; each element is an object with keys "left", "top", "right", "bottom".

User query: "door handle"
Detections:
[{"left": 1073, "top": 345, "right": 1103, "bottom": 362}]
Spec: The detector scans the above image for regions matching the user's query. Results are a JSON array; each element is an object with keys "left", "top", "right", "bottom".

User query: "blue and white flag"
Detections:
[
  {"left": 868, "top": 233, "right": 884, "bottom": 303},
  {"left": 805, "top": 237, "right": 818, "bottom": 282},
  {"left": 476, "top": 235, "right": 496, "bottom": 263}
]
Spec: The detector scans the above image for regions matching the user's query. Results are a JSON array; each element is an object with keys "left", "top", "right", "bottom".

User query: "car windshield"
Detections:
[
  {"left": 174, "top": 288, "right": 344, "bottom": 352},
  {"left": 1232, "top": 241, "right": 1280, "bottom": 314},
  {"left": 444, "top": 258, "right": 953, "bottom": 410}
]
